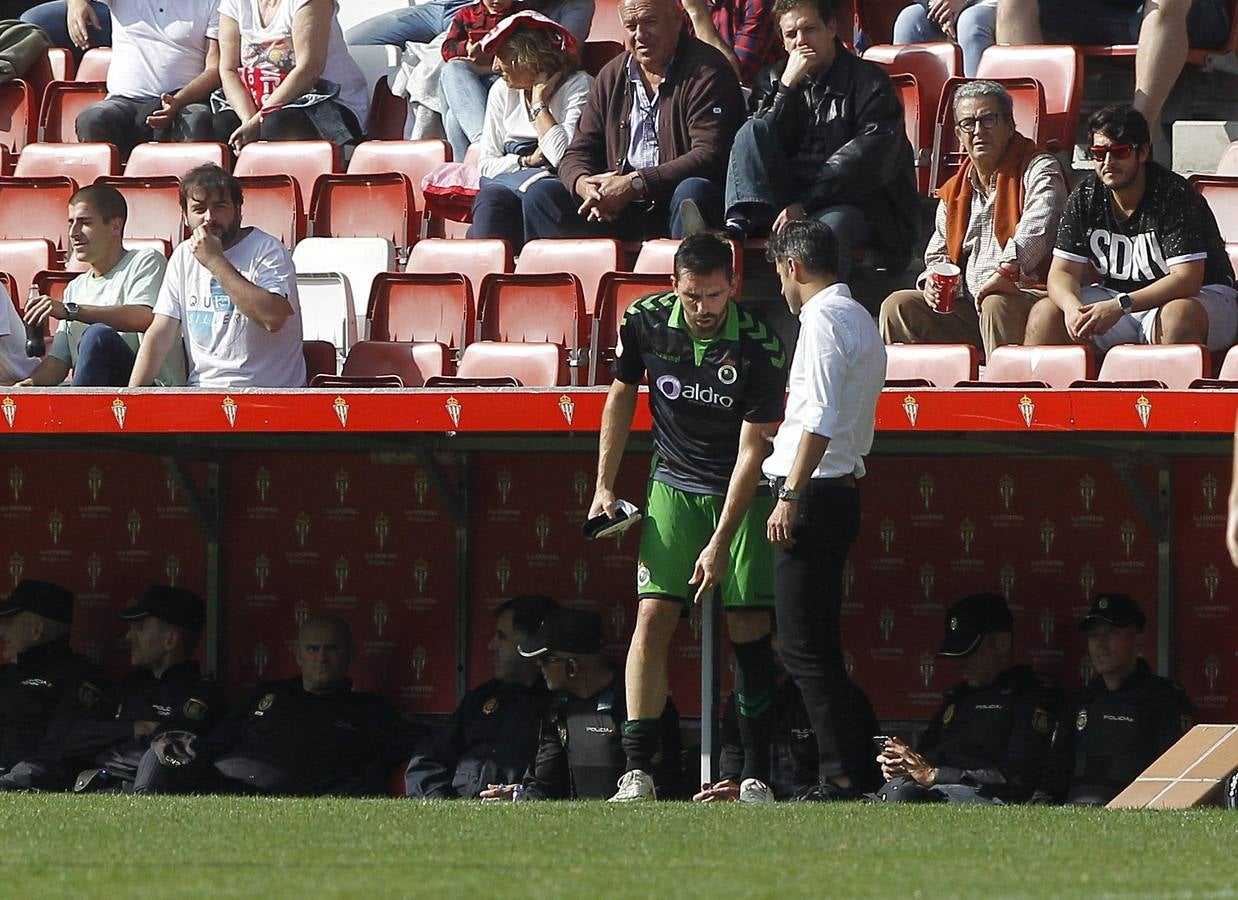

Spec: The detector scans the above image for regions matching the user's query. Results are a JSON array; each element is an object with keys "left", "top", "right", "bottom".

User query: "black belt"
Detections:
[{"left": 764, "top": 474, "right": 857, "bottom": 495}]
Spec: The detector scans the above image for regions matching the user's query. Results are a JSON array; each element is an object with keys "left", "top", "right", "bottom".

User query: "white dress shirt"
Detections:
[{"left": 763, "top": 282, "right": 887, "bottom": 481}]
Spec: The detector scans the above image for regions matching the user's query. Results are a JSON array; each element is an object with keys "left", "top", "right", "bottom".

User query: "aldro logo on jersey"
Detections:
[
  {"left": 655, "top": 360, "right": 739, "bottom": 409},
  {"left": 1089, "top": 230, "right": 1168, "bottom": 282}
]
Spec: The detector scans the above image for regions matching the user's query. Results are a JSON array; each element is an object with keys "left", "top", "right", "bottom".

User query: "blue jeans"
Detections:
[
  {"left": 72, "top": 324, "right": 136, "bottom": 387},
  {"left": 469, "top": 180, "right": 532, "bottom": 250},
  {"left": 1038, "top": 0, "right": 1230, "bottom": 46},
  {"left": 725, "top": 118, "right": 872, "bottom": 279},
  {"left": 892, "top": 2, "right": 996, "bottom": 77},
  {"left": 522, "top": 176, "right": 723, "bottom": 241},
  {"left": 21, "top": 0, "right": 111, "bottom": 60},
  {"left": 345, "top": 0, "right": 474, "bottom": 45},
  {"left": 439, "top": 60, "right": 495, "bottom": 161}
]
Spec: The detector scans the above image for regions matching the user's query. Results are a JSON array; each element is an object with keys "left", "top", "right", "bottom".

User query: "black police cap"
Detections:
[
  {"left": 1079, "top": 592, "right": 1146, "bottom": 632},
  {"left": 0, "top": 579, "right": 75, "bottom": 624},
  {"left": 118, "top": 585, "right": 207, "bottom": 634},
  {"left": 518, "top": 608, "right": 603, "bottom": 658},
  {"left": 938, "top": 592, "right": 1014, "bottom": 657}
]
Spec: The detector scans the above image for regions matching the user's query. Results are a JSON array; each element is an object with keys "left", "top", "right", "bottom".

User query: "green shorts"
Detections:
[{"left": 635, "top": 479, "right": 775, "bottom": 608}]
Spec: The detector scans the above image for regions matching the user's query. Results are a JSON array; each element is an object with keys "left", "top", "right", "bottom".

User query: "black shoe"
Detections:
[
  {"left": 722, "top": 216, "right": 749, "bottom": 244},
  {"left": 792, "top": 780, "right": 861, "bottom": 802}
]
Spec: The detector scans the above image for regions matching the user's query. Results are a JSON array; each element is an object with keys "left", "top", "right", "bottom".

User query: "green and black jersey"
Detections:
[{"left": 614, "top": 291, "right": 787, "bottom": 496}]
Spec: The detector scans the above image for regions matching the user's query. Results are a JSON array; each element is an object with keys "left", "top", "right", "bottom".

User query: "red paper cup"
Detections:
[{"left": 929, "top": 262, "right": 961, "bottom": 314}]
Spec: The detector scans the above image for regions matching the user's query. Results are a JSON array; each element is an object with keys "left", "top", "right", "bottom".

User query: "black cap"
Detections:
[
  {"left": 0, "top": 579, "right": 74, "bottom": 623},
  {"left": 518, "top": 608, "right": 603, "bottom": 658},
  {"left": 937, "top": 592, "right": 1014, "bottom": 657},
  {"left": 1080, "top": 592, "right": 1146, "bottom": 632},
  {"left": 118, "top": 586, "right": 206, "bottom": 634}
]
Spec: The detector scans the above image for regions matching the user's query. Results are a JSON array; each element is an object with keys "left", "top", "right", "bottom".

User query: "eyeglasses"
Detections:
[
  {"left": 954, "top": 112, "right": 1000, "bottom": 133},
  {"left": 1088, "top": 143, "right": 1139, "bottom": 162}
]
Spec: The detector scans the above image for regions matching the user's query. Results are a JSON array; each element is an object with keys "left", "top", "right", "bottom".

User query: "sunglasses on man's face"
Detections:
[{"left": 1088, "top": 143, "right": 1139, "bottom": 162}]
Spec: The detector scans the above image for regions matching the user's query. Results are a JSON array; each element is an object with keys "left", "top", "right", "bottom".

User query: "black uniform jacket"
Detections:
[
  {"left": 404, "top": 677, "right": 549, "bottom": 799},
  {"left": 0, "top": 637, "right": 102, "bottom": 772}
]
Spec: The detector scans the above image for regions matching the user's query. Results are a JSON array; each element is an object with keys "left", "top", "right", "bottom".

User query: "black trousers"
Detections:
[{"left": 773, "top": 482, "right": 864, "bottom": 782}]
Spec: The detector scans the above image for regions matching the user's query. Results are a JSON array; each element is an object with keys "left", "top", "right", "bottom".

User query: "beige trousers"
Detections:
[{"left": 878, "top": 289, "right": 1041, "bottom": 360}]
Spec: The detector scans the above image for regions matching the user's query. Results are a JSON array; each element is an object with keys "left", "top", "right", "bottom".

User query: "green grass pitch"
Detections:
[{"left": 2, "top": 796, "right": 1232, "bottom": 898}]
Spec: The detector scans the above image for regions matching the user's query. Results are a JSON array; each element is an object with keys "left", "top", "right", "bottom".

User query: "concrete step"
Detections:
[{"left": 1172, "top": 120, "right": 1238, "bottom": 175}]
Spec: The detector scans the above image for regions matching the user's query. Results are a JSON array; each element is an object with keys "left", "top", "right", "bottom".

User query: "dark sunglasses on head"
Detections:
[{"left": 1088, "top": 143, "right": 1140, "bottom": 162}]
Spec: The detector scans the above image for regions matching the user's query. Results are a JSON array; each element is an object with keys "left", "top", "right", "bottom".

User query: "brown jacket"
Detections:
[{"left": 557, "top": 32, "right": 745, "bottom": 201}]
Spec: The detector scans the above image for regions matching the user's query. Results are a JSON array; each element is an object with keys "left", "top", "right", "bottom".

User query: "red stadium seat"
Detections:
[
  {"left": 347, "top": 139, "right": 450, "bottom": 238},
  {"left": 591, "top": 272, "right": 670, "bottom": 384},
  {"left": 75, "top": 48, "right": 112, "bottom": 82},
  {"left": 516, "top": 238, "right": 621, "bottom": 316},
  {"left": 582, "top": 40, "right": 624, "bottom": 76},
  {"left": 15, "top": 141, "right": 117, "bottom": 182},
  {"left": 124, "top": 142, "right": 229, "bottom": 178},
  {"left": 94, "top": 176, "right": 185, "bottom": 245},
  {"left": 0, "top": 80, "right": 36, "bottom": 152},
  {"left": 1077, "top": 344, "right": 1208, "bottom": 390},
  {"left": 406, "top": 237, "right": 512, "bottom": 292},
  {"left": 25, "top": 48, "right": 75, "bottom": 97},
  {"left": 366, "top": 272, "right": 474, "bottom": 360},
  {"left": 428, "top": 340, "right": 566, "bottom": 386},
  {"left": 1217, "top": 141, "right": 1238, "bottom": 176},
  {"left": 235, "top": 174, "right": 303, "bottom": 246},
  {"left": 0, "top": 239, "right": 55, "bottom": 301},
  {"left": 1190, "top": 345, "right": 1238, "bottom": 387},
  {"left": 125, "top": 238, "right": 172, "bottom": 258},
  {"left": 367, "top": 76, "right": 407, "bottom": 141},
  {"left": 0, "top": 177, "right": 75, "bottom": 249},
  {"left": 588, "top": 0, "right": 626, "bottom": 46},
  {"left": 309, "top": 173, "right": 416, "bottom": 251},
  {"left": 234, "top": 140, "right": 339, "bottom": 209},
  {"left": 477, "top": 272, "right": 588, "bottom": 384},
  {"left": 979, "top": 344, "right": 1096, "bottom": 388},
  {"left": 863, "top": 42, "right": 961, "bottom": 193},
  {"left": 302, "top": 339, "right": 336, "bottom": 382},
  {"left": 632, "top": 238, "right": 744, "bottom": 296},
  {"left": 885, "top": 343, "right": 980, "bottom": 386},
  {"left": 1188, "top": 174, "right": 1238, "bottom": 244},
  {"left": 976, "top": 44, "right": 1083, "bottom": 153},
  {"left": 38, "top": 81, "right": 107, "bottom": 142},
  {"left": 931, "top": 77, "right": 1045, "bottom": 191},
  {"left": 311, "top": 340, "right": 448, "bottom": 387}
]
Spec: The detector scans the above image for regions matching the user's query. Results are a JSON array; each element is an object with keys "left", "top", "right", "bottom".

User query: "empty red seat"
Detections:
[
  {"left": 885, "top": 343, "right": 980, "bottom": 386},
  {"left": 302, "top": 339, "right": 337, "bottom": 382},
  {"left": 367, "top": 77, "right": 407, "bottom": 141},
  {"left": 75, "top": 48, "right": 112, "bottom": 82},
  {"left": 976, "top": 44, "right": 1083, "bottom": 153},
  {"left": 235, "top": 175, "right": 303, "bottom": 246},
  {"left": 311, "top": 340, "right": 447, "bottom": 387},
  {"left": 1190, "top": 345, "right": 1238, "bottom": 387},
  {"left": 516, "top": 238, "right": 620, "bottom": 316},
  {"left": 406, "top": 237, "right": 511, "bottom": 292},
  {"left": 94, "top": 176, "right": 185, "bottom": 245},
  {"left": 124, "top": 142, "right": 229, "bottom": 178},
  {"left": 348, "top": 139, "right": 450, "bottom": 237},
  {"left": 0, "top": 239, "right": 55, "bottom": 301},
  {"left": 310, "top": 173, "right": 416, "bottom": 250},
  {"left": 430, "top": 340, "right": 565, "bottom": 386},
  {"left": 367, "top": 272, "right": 474, "bottom": 360},
  {"left": 980, "top": 344, "right": 1095, "bottom": 388},
  {"left": 15, "top": 141, "right": 117, "bottom": 182},
  {"left": 632, "top": 237, "right": 744, "bottom": 296},
  {"left": 1217, "top": 141, "right": 1238, "bottom": 176},
  {"left": 25, "top": 48, "right": 74, "bottom": 97},
  {"left": 1079, "top": 344, "right": 1208, "bottom": 390},
  {"left": 477, "top": 271, "right": 588, "bottom": 384},
  {"left": 234, "top": 140, "right": 339, "bottom": 209},
  {"left": 591, "top": 272, "right": 670, "bottom": 384},
  {"left": 1189, "top": 174, "right": 1238, "bottom": 244},
  {"left": 0, "top": 177, "right": 75, "bottom": 249},
  {"left": 0, "top": 80, "right": 35, "bottom": 152},
  {"left": 38, "top": 81, "right": 107, "bottom": 142}
]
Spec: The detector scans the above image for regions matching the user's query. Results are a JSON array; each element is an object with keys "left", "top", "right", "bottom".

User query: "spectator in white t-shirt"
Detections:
[
  {"left": 73, "top": 0, "right": 221, "bottom": 159},
  {"left": 19, "top": 185, "right": 183, "bottom": 387},
  {"left": 128, "top": 165, "right": 306, "bottom": 389},
  {"left": 0, "top": 290, "right": 39, "bottom": 387},
  {"left": 211, "top": 0, "right": 369, "bottom": 153}
]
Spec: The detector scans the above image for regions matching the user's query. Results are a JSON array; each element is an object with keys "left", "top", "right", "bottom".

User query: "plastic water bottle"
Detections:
[{"left": 23, "top": 284, "right": 45, "bottom": 358}]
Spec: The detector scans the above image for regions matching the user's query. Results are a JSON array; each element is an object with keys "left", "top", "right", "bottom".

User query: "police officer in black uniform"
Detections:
[
  {"left": 0, "top": 580, "right": 103, "bottom": 777},
  {"left": 0, "top": 585, "right": 226, "bottom": 791},
  {"left": 1032, "top": 593, "right": 1192, "bottom": 806},
  {"left": 405, "top": 594, "right": 556, "bottom": 798},
  {"left": 480, "top": 608, "right": 681, "bottom": 801},
  {"left": 135, "top": 614, "right": 423, "bottom": 796},
  {"left": 875, "top": 592, "right": 1063, "bottom": 803}
]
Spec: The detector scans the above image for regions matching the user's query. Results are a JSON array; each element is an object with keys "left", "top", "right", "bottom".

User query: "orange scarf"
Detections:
[{"left": 940, "top": 132, "right": 1062, "bottom": 282}]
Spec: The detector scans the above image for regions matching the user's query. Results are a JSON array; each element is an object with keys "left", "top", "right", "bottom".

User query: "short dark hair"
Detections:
[
  {"left": 179, "top": 163, "right": 243, "bottom": 211},
  {"left": 766, "top": 219, "right": 839, "bottom": 278},
  {"left": 70, "top": 184, "right": 127, "bottom": 224},
  {"left": 496, "top": 594, "right": 557, "bottom": 641},
  {"left": 771, "top": 0, "right": 836, "bottom": 26},
  {"left": 1087, "top": 104, "right": 1151, "bottom": 151},
  {"left": 673, "top": 232, "right": 734, "bottom": 282}
]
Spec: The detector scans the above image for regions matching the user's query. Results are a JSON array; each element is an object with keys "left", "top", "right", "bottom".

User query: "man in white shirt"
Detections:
[
  {"left": 72, "top": 0, "right": 221, "bottom": 158},
  {"left": 128, "top": 164, "right": 305, "bottom": 389},
  {"left": 763, "top": 219, "right": 886, "bottom": 801},
  {"left": 20, "top": 184, "right": 182, "bottom": 387}
]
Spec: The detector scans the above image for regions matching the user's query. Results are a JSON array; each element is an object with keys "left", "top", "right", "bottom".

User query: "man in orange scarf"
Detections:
[{"left": 879, "top": 81, "right": 1068, "bottom": 359}]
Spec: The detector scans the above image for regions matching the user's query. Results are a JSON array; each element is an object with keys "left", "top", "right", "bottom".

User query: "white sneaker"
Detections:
[
  {"left": 739, "top": 778, "right": 775, "bottom": 803},
  {"left": 608, "top": 769, "right": 656, "bottom": 802}
]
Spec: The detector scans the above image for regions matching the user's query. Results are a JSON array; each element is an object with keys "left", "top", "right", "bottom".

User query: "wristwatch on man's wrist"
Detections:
[
  {"left": 1116, "top": 292, "right": 1133, "bottom": 312},
  {"left": 63, "top": 300, "right": 80, "bottom": 322},
  {"left": 777, "top": 484, "right": 801, "bottom": 503},
  {"left": 629, "top": 171, "right": 646, "bottom": 198}
]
